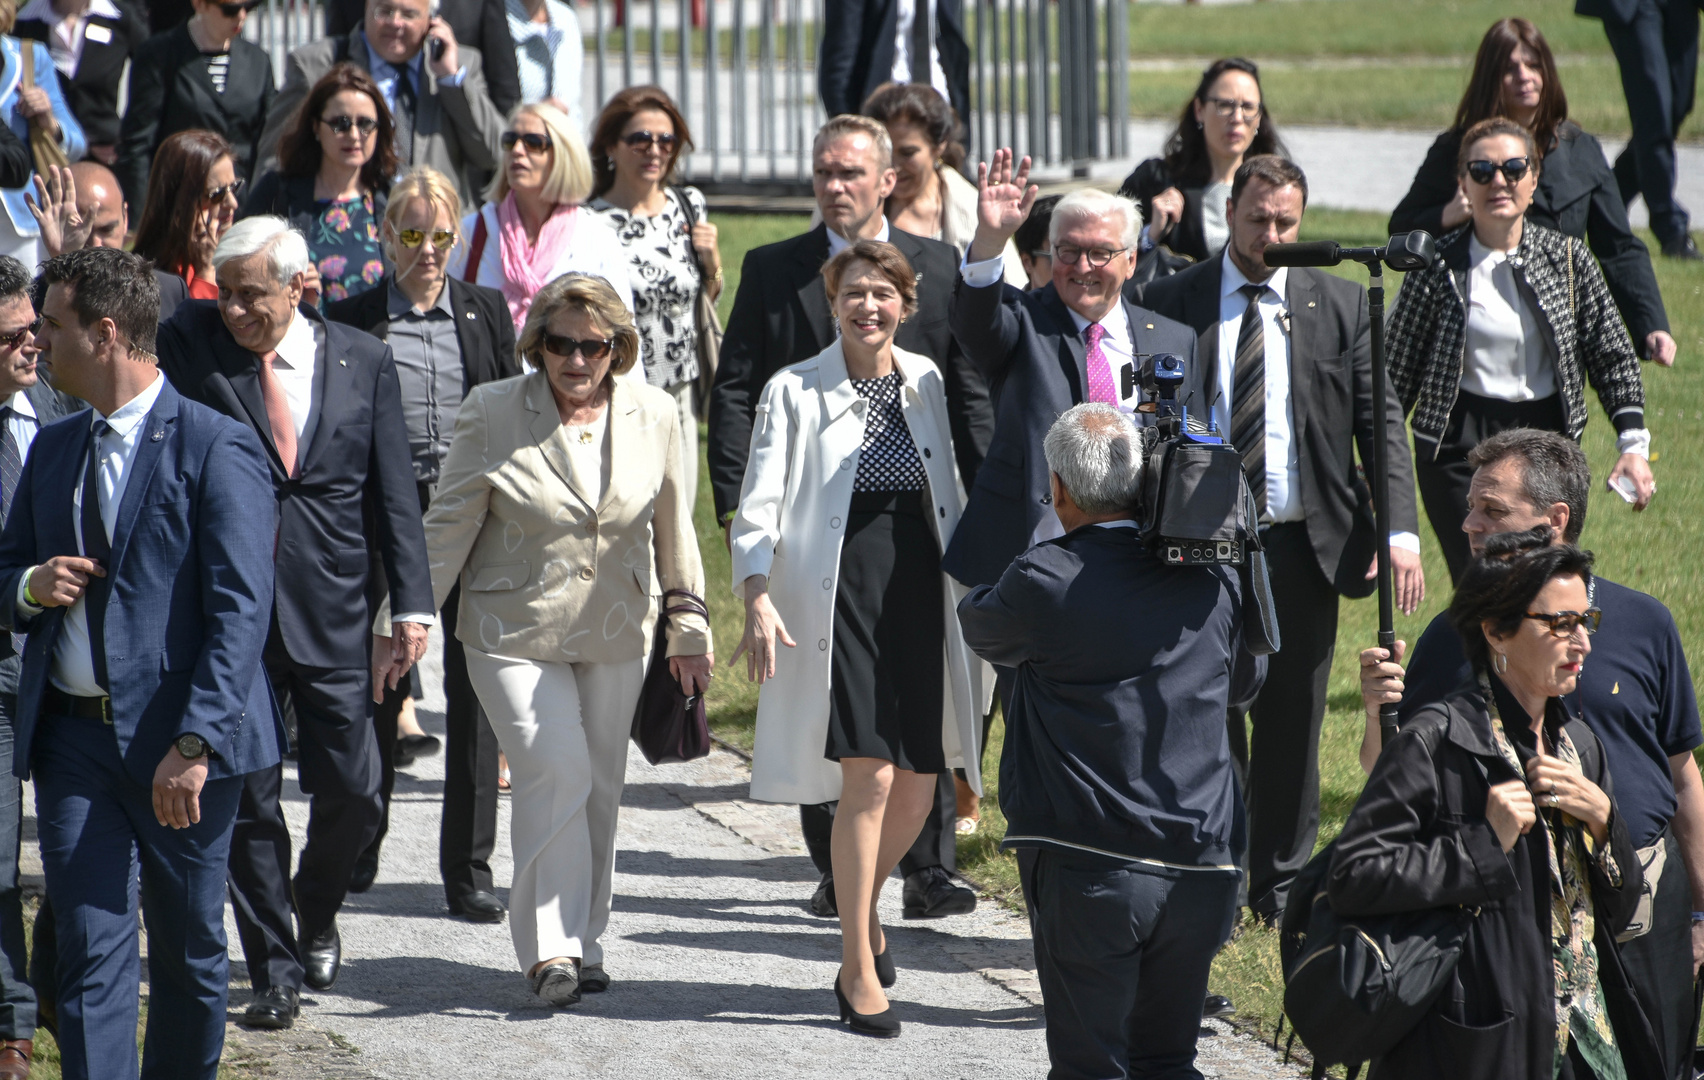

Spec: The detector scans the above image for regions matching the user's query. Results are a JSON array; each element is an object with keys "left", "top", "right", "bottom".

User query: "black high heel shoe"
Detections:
[
  {"left": 834, "top": 972, "right": 900, "bottom": 1038},
  {"left": 873, "top": 946, "right": 896, "bottom": 988}
]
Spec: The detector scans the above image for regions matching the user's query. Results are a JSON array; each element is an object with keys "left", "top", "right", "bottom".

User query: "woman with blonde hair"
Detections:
[
  {"left": 448, "top": 101, "right": 636, "bottom": 348},
  {"left": 379, "top": 271, "right": 709, "bottom": 1006}
]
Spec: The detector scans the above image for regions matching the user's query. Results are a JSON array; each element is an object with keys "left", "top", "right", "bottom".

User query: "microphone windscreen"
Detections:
[{"left": 1261, "top": 241, "right": 1341, "bottom": 268}]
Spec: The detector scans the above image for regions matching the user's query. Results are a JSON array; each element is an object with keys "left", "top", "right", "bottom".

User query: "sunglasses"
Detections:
[
  {"left": 1053, "top": 244, "right": 1128, "bottom": 268},
  {"left": 215, "top": 0, "right": 260, "bottom": 16},
  {"left": 501, "top": 131, "right": 552, "bottom": 153},
  {"left": 1523, "top": 607, "right": 1601, "bottom": 638},
  {"left": 1465, "top": 157, "right": 1531, "bottom": 186},
  {"left": 394, "top": 227, "right": 456, "bottom": 249},
  {"left": 319, "top": 114, "right": 378, "bottom": 137},
  {"left": 202, "top": 177, "right": 246, "bottom": 205},
  {"left": 0, "top": 318, "right": 39, "bottom": 351},
  {"left": 541, "top": 334, "right": 613, "bottom": 361},
  {"left": 620, "top": 130, "right": 679, "bottom": 152}
]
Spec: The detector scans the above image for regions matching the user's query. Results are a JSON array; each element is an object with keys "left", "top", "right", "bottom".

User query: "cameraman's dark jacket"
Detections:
[
  {"left": 956, "top": 524, "right": 1244, "bottom": 869},
  {"left": 1327, "top": 681, "right": 1645, "bottom": 1080}
]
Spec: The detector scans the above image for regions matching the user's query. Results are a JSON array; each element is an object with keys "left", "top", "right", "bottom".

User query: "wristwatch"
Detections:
[{"left": 175, "top": 733, "right": 210, "bottom": 760}]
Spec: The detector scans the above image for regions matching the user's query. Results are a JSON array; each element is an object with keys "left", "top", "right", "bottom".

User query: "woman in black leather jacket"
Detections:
[
  {"left": 1328, "top": 530, "right": 1652, "bottom": 1080},
  {"left": 1389, "top": 18, "right": 1673, "bottom": 365}
]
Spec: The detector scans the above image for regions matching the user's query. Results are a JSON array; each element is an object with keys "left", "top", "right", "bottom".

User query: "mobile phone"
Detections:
[
  {"left": 429, "top": 36, "right": 445, "bottom": 62},
  {"left": 1607, "top": 475, "right": 1638, "bottom": 504}
]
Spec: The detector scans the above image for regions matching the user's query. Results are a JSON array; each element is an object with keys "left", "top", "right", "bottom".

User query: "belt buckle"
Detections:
[{"left": 100, "top": 696, "right": 111, "bottom": 724}]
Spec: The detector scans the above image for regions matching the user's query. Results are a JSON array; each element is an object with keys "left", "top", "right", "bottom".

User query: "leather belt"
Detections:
[{"left": 45, "top": 688, "right": 112, "bottom": 723}]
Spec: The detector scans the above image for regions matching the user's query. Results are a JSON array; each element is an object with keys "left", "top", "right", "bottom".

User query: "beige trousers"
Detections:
[{"left": 464, "top": 648, "right": 644, "bottom": 972}]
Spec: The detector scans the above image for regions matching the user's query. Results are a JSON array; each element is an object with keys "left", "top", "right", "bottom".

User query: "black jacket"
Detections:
[
  {"left": 321, "top": 0, "right": 521, "bottom": 116},
  {"left": 1328, "top": 684, "right": 1644, "bottom": 1080},
  {"left": 0, "top": 115, "right": 29, "bottom": 191},
  {"left": 1136, "top": 256, "right": 1419, "bottom": 598},
  {"left": 15, "top": 0, "right": 149, "bottom": 148},
  {"left": 958, "top": 524, "right": 1244, "bottom": 867},
  {"left": 1118, "top": 156, "right": 1217, "bottom": 263},
  {"left": 239, "top": 169, "right": 391, "bottom": 241},
  {"left": 945, "top": 274, "right": 1199, "bottom": 589},
  {"left": 115, "top": 23, "right": 277, "bottom": 212},
  {"left": 0, "top": 380, "right": 82, "bottom": 697},
  {"left": 1389, "top": 123, "right": 1668, "bottom": 357},
  {"left": 323, "top": 276, "right": 519, "bottom": 390},
  {"left": 818, "top": 0, "right": 969, "bottom": 124},
  {"left": 705, "top": 223, "right": 992, "bottom": 521},
  {"left": 157, "top": 300, "right": 433, "bottom": 668}
]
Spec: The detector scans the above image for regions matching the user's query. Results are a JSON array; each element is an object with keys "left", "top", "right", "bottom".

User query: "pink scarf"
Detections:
[{"left": 497, "top": 192, "right": 579, "bottom": 333}]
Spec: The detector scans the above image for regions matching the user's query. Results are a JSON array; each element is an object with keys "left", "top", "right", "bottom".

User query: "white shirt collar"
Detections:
[
  {"left": 1220, "top": 246, "right": 1287, "bottom": 301},
  {"left": 6, "top": 390, "right": 34, "bottom": 420},
  {"left": 826, "top": 217, "right": 891, "bottom": 258},
  {"left": 269, "top": 311, "right": 317, "bottom": 369},
  {"left": 1064, "top": 297, "right": 1130, "bottom": 342},
  {"left": 96, "top": 371, "right": 164, "bottom": 435},
  {"left": 1092, "top": 519, "right": 1140, "bottom": 529},
  {"left": 18, "top": 0, "right": 121, "bottom": 21},
  {"left": 1467, "top": 233, "right": 1511, "bottom": 268}
]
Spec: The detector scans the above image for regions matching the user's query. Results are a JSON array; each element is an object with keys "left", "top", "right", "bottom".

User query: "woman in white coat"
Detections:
[{"left": 729, "top": 239, "right": 983, "bottom": 1039}]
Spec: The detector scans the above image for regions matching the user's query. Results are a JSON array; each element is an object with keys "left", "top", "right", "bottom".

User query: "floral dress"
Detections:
[
  {"left": 311, "top": 192, "right": 386, "bottom": 307},
  {"left": 590, "top": 187, "right": 704, "bottom": 391}
]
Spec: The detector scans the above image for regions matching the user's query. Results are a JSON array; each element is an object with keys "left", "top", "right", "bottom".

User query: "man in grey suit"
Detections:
[{"left": 258, "top": 0, "right": 504, "bottom": 207}]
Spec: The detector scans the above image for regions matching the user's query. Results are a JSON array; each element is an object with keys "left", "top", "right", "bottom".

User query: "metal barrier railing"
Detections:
[{"left": 244, "top": 0, "right": 326, "bottom": 88}]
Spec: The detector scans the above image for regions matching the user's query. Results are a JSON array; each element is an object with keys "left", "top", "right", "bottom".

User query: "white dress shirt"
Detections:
[
  {"left": 4, "top": 389, "right": 40, "bottom": 461},
  {"left": 892, "top": 0, "right": 950, "bottom": 106},
  {"left": 826, "top": 217, "right": 890, "bottom": 259},
  {"left": 1460, "top": 235, "right": 1555, "bottom": 402},
  {"left": 14, "top": 374, "right": 164, "bottom": 697}
]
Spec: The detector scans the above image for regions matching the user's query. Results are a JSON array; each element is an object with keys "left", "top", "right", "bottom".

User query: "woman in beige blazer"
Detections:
[{"left": 396, "top": 272, "right": 711, "bottom": 1007}]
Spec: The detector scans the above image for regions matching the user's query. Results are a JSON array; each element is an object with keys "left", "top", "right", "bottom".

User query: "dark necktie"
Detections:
[
  {"left": 910, "top": 0, "right": 933, "bottom": 83},
  {"left": 81, "top": 420, "right": 112, "bottom": 693},
  {"left": 0, "top": 407, "right": 21, "bottom": 524},
  {"left": 1229, "top": 283, "right": 1268, "bottom": 519},
  {"left": 392, "top": 66, "right": 416, "bottom": 165}
]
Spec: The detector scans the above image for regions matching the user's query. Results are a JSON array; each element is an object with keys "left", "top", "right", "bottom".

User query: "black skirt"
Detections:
[{"left": 824, "top": 490, "right": 946, "bottom": 773}]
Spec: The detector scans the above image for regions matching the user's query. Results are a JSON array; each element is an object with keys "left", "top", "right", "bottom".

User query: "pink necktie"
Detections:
[
  {"left": 258, "top": 351, "right": 298, "bottom": 477},
  {"left": 1083, "top": 323, "right": 1119, "bottom": 406}
]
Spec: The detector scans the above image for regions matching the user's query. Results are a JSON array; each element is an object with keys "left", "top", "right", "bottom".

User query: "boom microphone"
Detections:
[
  {"left": 1260, "top": 240, "right": 1343, "bottom": 268},
  {"left": 1263, "top": 231, "right": 1438, "bottom": 271}
]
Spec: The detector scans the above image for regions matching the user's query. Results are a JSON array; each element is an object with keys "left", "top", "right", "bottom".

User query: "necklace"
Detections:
[{"left": 572, "top": 427, "right": 594, "bottom": 445}]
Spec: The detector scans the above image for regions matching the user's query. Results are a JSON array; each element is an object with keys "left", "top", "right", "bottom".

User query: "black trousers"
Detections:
[
  {"left": 0, "top": 694, "right": 34, "bottom": 1038},
  {"left": 1617, "top": 830, "right": 1696, "bottom": 1080},
  {"left": 1018, "top": 847, "right": 1238, "bottom": 1080},
  {"left": 800, "top": 771, "right": 957, "bottom": 879},
  {"left": 1414, "top": 391, "right": 1567, "bottom": 585},
  {"left": 1601, "top": 0, "right": 1699, "bottom": 244},
  {"left": 1230, "top": 522, "right": 1338, "bottom": 917},
  {"left": 226, "top": 639, "right": 384, "bottom": 992},
  {"left": 366, "top": 583, "right": 501, "bottom": 905}
]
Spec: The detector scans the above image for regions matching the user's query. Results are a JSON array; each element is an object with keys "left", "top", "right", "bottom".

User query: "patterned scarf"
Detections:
[
  {"left": 1485, "top": 686, "right": 1626, "bottom": 1080},
  {"left": 497, "top": 192, "right": 579, "bottom": 334}
]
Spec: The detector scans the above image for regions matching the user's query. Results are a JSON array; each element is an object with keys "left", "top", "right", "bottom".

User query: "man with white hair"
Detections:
[
  {"left": 157, "top": 215, "right": 433, "bottom": 1027},
  {"left": 946, "top": 149, "right": 1201, "bottom": 591},
  {"left": 957, "top": 402, "right": 1245, "bottom": 1080}
]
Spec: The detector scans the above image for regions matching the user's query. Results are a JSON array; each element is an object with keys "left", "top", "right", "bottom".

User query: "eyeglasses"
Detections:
[
  {"left": 371, "top": 2, "right": 426, "bottom": 22},
  {"left": 501, "top": 131, "right": 552, "bottom": 153},
  {"left": 1524, "top": 608, "right": 1601, "bottom": 638},
  {"left": 395, "top": 227, "right": 456, "bottom": 249},
  {"left": 1202, "top": 96, "right": 1261, "bottom": 120},
  {"left": 319, "top": 114, "right": 379, "bottom": 137},
  {"left": 1465, "top": 157, "right": 1531, "bottom": 186},
  {"left": 202, "top": 177, "right": 246, "bottom": 205},
  {"left": 541, "top": 334, "right": 613, "bottom": 361},
  {"left": 1053, "top": 244, "right": 1128, "bottom": 268},
  {"left": 620, "top": 130, "right": 679, "bottom": 152},
  {"left": 215, "top": 0, "right": 260, "bottom": 17},
  {"left": 0, "top": 318, "right": 40, "bottom": 351}
]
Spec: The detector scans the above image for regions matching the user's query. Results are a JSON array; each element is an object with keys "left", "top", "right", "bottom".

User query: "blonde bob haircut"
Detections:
[
  {"left": 382, "top": 166, "right": 464, "bottom": 261},
  {"left": 518, "top": 274, "right": 641, "bottom": 383},
  {"left": 823, "top": 240, "right": 918, "bottom": 322},
  {"left": 485, "top": 102, "right": 594, "bottom": 207}
]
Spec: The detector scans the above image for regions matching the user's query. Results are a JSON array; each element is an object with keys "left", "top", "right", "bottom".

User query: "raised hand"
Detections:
[
  {"left": 26, "top": 166, "right": 91, "bottom": 257},
  {"left": 968, "top": 148, "right": 1038, "bottom": 262}
]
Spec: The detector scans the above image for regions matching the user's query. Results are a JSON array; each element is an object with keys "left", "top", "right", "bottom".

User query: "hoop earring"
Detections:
[{"left": 1494, "top": 651, "right": 1509, "bottom": 674}]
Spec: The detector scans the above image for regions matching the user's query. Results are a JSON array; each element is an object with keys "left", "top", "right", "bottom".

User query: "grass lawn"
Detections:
[{"left": 701, "top": 210, "right": 1704, "bottom": 1045}]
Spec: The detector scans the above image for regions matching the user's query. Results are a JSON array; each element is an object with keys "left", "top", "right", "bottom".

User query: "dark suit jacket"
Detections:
[
  {"left": 155, "top": 269, "right": 189, "bottom": 323},
  {"left": 15, "top": 0, "right": 149, "bottom": 148},
  {"left": 819, "top": 0, "right": 969, "bottom": 123},
  {"left": 114, "top": 24, "right": 276, "bottom": 212},
  {"left": 0, "top": 112, "right": 29, "bottom": 190},
  {"left": 706, "top": 223, "right": 993, "bottom": 521},
  {"left": 943, "top": 275, "right": 1199, "bottom": 589},
  {"left": 157, "top": 301, "right": 434, "bottom": 669},
  {"left": 323, "top": 276, "right": 519, "bottom": 390},
  {"left": 323, "top": 0, "right": 521, "bottom": 116},
  {"left": 240, "top": 169, "right": 391, "bottom": 242},
  {"left": 1136, "top": 257, "right": 1419, "bottom": 598},
  {"left": 0, "top": 380, "right": 282, "bottom": 783},
  {"left": 0, "top": 381, "right": 82, "bottom": 696},
  {"left": 1117, "top": 157, "right": 1216, "bottom": 263}
]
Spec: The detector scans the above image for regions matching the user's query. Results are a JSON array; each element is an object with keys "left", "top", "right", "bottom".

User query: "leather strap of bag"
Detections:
[
  {"left": 19, "top": 40, "right": 32, "bottom": 92},
  {"left": 463, "top": 212, "right": 487, "bottom": 283}
]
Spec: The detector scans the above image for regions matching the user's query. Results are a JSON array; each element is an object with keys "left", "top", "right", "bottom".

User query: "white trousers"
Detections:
[{"left": 464, "top": 648, "right": 644, "bottom": 972}]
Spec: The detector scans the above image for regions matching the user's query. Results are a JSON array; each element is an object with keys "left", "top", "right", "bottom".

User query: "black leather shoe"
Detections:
[
  {"left": 1663, "top": 234, "right": 1704, "bottom": 260},
  {"left": 901, "top": 866, "right": 976, "bottom": 919},
  {"left": 833, "top": 972, "right": 899, "bottom": 1038},
  {"left": 302, "top": 924, "right": 341, "bottom": 991},
  {"left": 348, "top": 853, "right": 378, "bottom": 894},
  {"left": 1204, "top": 994, "right": 1235, "bottom": 1019},
  {"left": 241, "top": 986, "right": 300, "bottom": 1030},
  {"left": 448, "top": 891, "right": 506, "bottom": 923},
  {"left": 873, "top": 947, "right": 896, "bottom": 989},
  {"left": 810, "top": 872, "right": 838, "bottom": 918},
  {"left": 579, "top": 964, "right": 609, "bottom": 993},
  {"left": 394, "top": 733, "right": 442, "bottom": 767}
]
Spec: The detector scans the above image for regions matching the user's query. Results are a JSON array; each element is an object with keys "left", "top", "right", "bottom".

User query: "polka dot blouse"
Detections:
[{"left": 851, "top": 371, "right": 927, "bottom": 493}]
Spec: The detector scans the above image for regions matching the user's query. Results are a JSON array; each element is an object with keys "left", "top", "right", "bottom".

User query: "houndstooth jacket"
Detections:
[{"left": 1386, "top": 223, "right": 1644, "bottom": 455}]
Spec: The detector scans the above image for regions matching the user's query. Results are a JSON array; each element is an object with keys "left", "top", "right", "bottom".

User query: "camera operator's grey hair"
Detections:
[
  {"left": 1043, "top": 403, "right": 1143, "bottom": 515},
  {"left": 1048, "top": 189, "right": 1141, "bottom": 252},
  {"left": 0, "top": 256, "right": 30, "bottom": 307},
  {"left": 212, "top": 216, "right": 312, "bottom": 287}
]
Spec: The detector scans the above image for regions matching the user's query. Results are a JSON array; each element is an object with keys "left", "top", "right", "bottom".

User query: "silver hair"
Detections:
[
  {"left": 212, "top": 216, "right": 312, "bottom": 287},
  {"left": 1043, "top": 402, "right": 1144, "bottom": 515},
  {"left": 1047, "top": 188, "right": 1141, "bottom": 252}
]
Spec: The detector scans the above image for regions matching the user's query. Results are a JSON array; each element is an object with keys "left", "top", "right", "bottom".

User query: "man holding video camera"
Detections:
[{"left": 1135, "top": 155, "right": 1423, "bottom": 925}]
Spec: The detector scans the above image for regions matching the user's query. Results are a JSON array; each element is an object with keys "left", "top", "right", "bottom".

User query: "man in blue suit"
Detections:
[{"left": 0, "top": 248, "right": 279, "bottom": 1080}]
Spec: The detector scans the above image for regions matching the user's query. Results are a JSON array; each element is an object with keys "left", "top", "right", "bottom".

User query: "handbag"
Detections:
[
  {"left": 674, "top": 187, "right": 723, "bottom": 412},
  {"left": 630, "top": 588, "right": 712, "bottom": 765},
  {"left": 18, "top": 43, "right": 68, "bottom": 172}
]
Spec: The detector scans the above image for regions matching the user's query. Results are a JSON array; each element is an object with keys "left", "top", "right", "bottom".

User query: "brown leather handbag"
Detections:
[
  {"left": 18, "top": 44, "right": 68, "bottom": 172},
  {"left": 631, "top": 589, "right": 711, "bottom": 765}
]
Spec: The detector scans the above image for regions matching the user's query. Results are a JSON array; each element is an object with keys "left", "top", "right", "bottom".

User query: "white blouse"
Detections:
[{"left": 1461, "top": 234, "right": 1556, "bottom": 401}]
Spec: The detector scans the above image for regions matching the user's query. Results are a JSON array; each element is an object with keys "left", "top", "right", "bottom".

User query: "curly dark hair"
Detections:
[
  {"left": 860, "top": 81, "right": 966, "bottom": 171},
  {"left": 131, "top": 130, "right": 233, "bottom": 279},
  {"left": 1449, "top": 526, "right": 1594, "bottom": 675},
  {"left": 1160, "top": 58, "right": 1288, "bottom": 186},
  {"left": 276, "top": 64, "right": 398, "bottom": 193}
]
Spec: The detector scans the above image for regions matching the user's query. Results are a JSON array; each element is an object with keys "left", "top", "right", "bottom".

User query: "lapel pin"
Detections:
[
  {"left": 151, "top": 430, "right": 164, "bottom": 441},
  {"left": 466, "top": 312, "right": 477, "bottom": 320},
  {"left": 339, "top": 359, "right": 347, "bottom": 366},
  {"left": 1145, "top": 323, "right": 1154, "bottom": 330},
  {"left": 1307, "top": 301, "right": 1316, "bottom": 308}
]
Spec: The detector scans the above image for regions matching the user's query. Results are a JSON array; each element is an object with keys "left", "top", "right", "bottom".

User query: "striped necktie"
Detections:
[{"left": 1229, "top": 283, "right": 1267, "bottom": 519}]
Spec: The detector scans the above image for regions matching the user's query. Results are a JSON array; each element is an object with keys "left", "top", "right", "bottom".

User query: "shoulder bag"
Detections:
[
  {"left": 18, "top": 43, "right": 67, "bottom": 172},
  {"left": 630, "top": 588, "right": 712, "bottom": 765},
  {"left": 674, "top": 187, "right": 723, "bottom": 412}
]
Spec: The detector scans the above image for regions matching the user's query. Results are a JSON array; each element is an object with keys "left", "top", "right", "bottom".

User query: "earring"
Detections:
[
  {"left": 1494, "top": 652, "right": 1508, "bottom": 674},
  {"left": 1196, "top": 121, "right": 1204, "bottom": 131}
]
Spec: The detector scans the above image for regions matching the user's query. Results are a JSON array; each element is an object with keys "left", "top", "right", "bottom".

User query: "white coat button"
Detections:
[
  {"left": 830, "top": 516, "right": 841, "bottom": 529},
  {"left": 578, "top": 567, "right": 594, "bottom": 580},
  {"left": 840, "top": 459, "right": 851, "bottom": 470},
  {"left": 822, "top": 578, "right": 832, "bottom": 590},
  {"left": 818, "top": 639, "right": 828, "bottom": 651}
]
